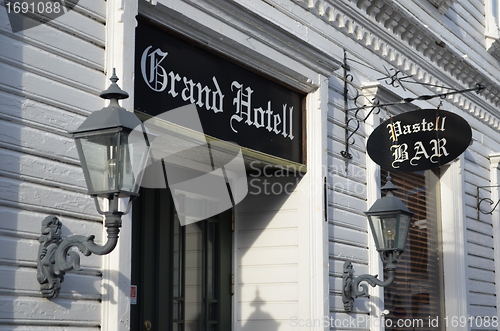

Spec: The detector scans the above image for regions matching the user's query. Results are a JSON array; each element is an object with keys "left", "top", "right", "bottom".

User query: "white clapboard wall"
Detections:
[
  {"left": 0, "top": 1, "right": 106, "bottom": 329},
  {"left": 464, "top": 116, "right": 500, "bottom": 320},
  {"left": 235, "top": 176, "right": 302, "bottom": 331}
]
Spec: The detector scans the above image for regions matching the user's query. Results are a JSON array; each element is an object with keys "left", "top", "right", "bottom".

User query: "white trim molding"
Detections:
[
  {"left": 440, "top": 157, "right": 469, "bottom": 330},
  {"left": 489, "top": 153, "right": 500, "bottom": 318},
  {"left": 485, "top": 0, "right": 500, "bottom": 57},
  {"left": 365, "top": 101, "right": 384, "bottom": 331},
  {"left": 297, "top": 76, "right": 330, "bottom": 330},
  {"left": 488, "top": 39, "right": 500, "bottom": 61},
  {"left": 102, "top": 0, "right": 139, "bottom": 330}
]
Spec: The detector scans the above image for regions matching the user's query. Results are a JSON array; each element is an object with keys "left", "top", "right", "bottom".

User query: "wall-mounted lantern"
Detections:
[
  {"left": 36, "top": 70, "right": 150, "bottom": 298},
  {"left": 342, "top": 175, "right": 413, "bottom": 312}
]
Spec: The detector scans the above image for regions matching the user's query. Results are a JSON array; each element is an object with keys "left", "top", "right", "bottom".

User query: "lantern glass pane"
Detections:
[
  {"left": 381, "top": 216, "right": 398, "bottom": 250},
  {"left": 123, "top": 127, "right": 151, "bottom": 195},
  {"left": 368, "top": 215, "right": 384, "bottom": 250},
  {"left": 396, "top": 213, "right": 411, "bottom": 250},
  {"left": 77, "top": 131, "right": 120, "bottom": 194},
  {"left": 117, "top": 131, "right": 133, "bottom": 193},
  {"left": 368, "top": 214, "right": 400, "bottom": 251}
]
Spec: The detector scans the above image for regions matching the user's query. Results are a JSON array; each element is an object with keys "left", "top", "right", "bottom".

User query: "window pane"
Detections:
[{"left": 382, "top": 169, "right": 444, "bottom": 330}]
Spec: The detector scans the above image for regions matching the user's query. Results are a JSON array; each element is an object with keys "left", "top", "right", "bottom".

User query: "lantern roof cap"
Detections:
[
  {"left": 71, "top": 70, "right": 141, "bottom": 135},
  {"left": 71, "top": 107, "right": 142, "bottom": 134},
  {"left": 381, "top": 177, "right": 398, "bottom": 192},
  {"left": 365, "top": 174, "right": 413, "bottom": 216},
  {"left": 100, "top": 69, "right": 129, "bottom": 100},
  {"left": 365, "top": 195, "right": 413, "bottom": 215}
]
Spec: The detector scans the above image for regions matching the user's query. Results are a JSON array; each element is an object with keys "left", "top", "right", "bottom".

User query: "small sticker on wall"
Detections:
[{"left": 130, "top": 285, "right": 137, "bottom": 305}]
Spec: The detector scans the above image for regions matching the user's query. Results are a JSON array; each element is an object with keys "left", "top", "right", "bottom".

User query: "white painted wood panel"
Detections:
[
  {"left": 76, "top": 0, "right": 106, "bottom": 20},
  {"left": 0, "top": 296, "right": 100, "bottom": 325},
  {"left": 236, "top": 176, "right": 301, "bottom": 330},
  {"left": 463, "top": 122, "right": 500, "bottom": 319},
  {"left": 0, "top": 149, "right": 86, "bottom": 192},
  {"left": 0, "top": 265, "right": 101, "bottom": 299},
  {"left": 0, "top": 0, "right": 106, "bottom": 329},
  {"left": 0, "top": 63, "right": 102, "bottom": 114},
  {"left": 0, "top": 177, "right": 95, "bottom": 216},
  {"left": 0, "top": 18, "right": 104, "bottom": 72},
  {"left": 0, "top": 34, "right": 104, "bottom": 95}
]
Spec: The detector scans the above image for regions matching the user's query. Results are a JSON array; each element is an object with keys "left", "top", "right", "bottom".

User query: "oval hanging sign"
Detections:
[{"left": 367, "top": 109, "right": 472, "bottom": 171}]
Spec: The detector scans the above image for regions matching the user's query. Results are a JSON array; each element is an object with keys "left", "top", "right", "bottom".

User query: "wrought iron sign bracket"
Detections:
[
  {"left": 476, "top": 185, "right": 500, "bottom": 219},
  {"left": 340, "top": 51, "right": 485, "bottom": 165}
]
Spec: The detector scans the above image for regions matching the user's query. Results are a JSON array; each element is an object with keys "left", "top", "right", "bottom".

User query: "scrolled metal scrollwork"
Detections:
[
  {"left": 340, "top": 54, "right": 384, "bottom": 163},
  {"left": 476, "top": 185, "right": 500, "bottom": 219},
  {"left": 342, "top": 258, "right": 397, "bottom": 312},
  {"left": 36, "top": 194, "right": 126, "bottom": 298},
  {"left": 37, "top": 216, "right": 63, "bottom": 298},
  {"left": 340, "top": 52, "right": 484, "bottom": 169}
]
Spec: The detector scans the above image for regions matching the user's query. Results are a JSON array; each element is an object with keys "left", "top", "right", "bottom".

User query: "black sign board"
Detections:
[
  {"left": 134, "top": 20, "right": 304, "bottom": 164},
  {"left": 367, "top": 109, "right": 472, "bottom": 171}
]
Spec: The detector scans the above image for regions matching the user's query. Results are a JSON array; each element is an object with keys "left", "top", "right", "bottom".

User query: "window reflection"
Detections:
[{"left": 382, "top": 169, "right": 444, "bottom": 330}]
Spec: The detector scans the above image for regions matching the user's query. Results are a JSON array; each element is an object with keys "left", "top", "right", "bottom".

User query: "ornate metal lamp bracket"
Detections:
[
  {"left": 340, "top": 51, "right": 485, "bottom": 168},
  {"left": 342, "top": 258, "right": 396, "bottom": 312},
  {"left": 476, "top": 185, "right": 500, "bottom": 219},
  {"left": 36, "top": 195, "right": 132, "bottom": 298}
]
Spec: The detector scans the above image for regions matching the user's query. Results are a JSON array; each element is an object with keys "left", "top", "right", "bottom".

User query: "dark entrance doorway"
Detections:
[{"left": 131, "top": 188, "right": 233, "bottom": 331}]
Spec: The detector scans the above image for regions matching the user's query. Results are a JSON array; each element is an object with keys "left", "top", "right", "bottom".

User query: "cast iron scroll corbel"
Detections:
[
  {"left": 36, "top": 194, "right": 126, "bottom": 298},
  {"left": 342, "top": 252, "right": 397, "bottom": 312}
]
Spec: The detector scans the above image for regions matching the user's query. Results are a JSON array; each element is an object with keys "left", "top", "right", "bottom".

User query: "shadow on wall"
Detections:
[
  {"left": 236, "top": 173, "right": 302, "bottom": 331},
  {"left": 240, "top": 289, "right": 280, "bottom": 331}
]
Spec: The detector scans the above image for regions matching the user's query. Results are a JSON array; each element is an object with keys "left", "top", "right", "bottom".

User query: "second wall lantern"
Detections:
[{"left": 342, "top": 175, "right": 413, "bottom": 312}]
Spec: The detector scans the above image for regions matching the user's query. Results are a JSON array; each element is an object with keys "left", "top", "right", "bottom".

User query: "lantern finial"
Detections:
[
  {"left": 100, "top": 68, "right": 129, "bottom": 100},
  {"left": 381, "top": 172, "right": 398, "bottom": 193}
]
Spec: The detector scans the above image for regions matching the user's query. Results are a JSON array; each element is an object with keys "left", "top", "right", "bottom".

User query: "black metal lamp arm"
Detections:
[
  {"left": 342, "top": 259, "right": 397, "bottom": 312},
  {"left": 52, "top": 225, "right": 121, "bottom": 273}
]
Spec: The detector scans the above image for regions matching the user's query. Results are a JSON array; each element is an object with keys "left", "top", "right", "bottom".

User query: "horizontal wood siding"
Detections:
[
  {"left": 236, "top": 177, "right": 301, "bottom": 330},
  {"left": 0, "top": 1, "right": 106, "bottom": 329},
  {"left": 327, "top": 64, "right": 372, "bottom": 323},
  {"left": 463, "top": 113, "right": 500, "bottom": 320}
]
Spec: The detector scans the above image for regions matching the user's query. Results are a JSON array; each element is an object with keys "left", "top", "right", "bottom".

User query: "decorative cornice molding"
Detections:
[
  {"left": 488, "top": 39, "right": 500, "bottom": 62},
  {"left": 428, "top": 0, "right": 455, "bottom": 14},
  {"left": 291, "top": 0, "right": 500, "bottom": 129}
]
